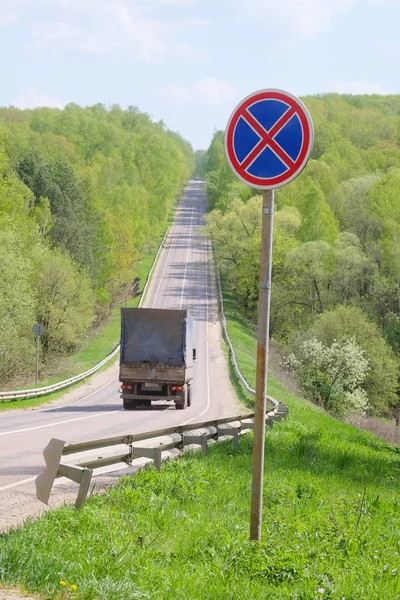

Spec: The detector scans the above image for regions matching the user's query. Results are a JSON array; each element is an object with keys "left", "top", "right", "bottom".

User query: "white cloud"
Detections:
[
  {"left": 236, "top": 0, "right": 356, "bottom": 42},
  {"left": 115, "top": 4, "right": 167, "bottom": 61},
  {"left": 327, "top": 80, "right": 395, "bottom": 94},
  {"left": 194, "top": 78, "right": 235, "bottom": 105},
  {"left": 12, "top": 85, "right": 66, "bottom": 109},
  {"left": 30, "top": 21, "right": 105, "bottom": 54},
  {"left": 159, "top": 77, "right": 235, "bottom": 106},
  {"left": 236, "top": 0, "right": 400, "bottom": 44},
  {"left": 6, "top": 1, "right": 176, "bottom": 62}
]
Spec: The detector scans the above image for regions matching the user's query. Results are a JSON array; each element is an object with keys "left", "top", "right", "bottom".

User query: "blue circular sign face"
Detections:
[{"left": 225, "top": 89, "right": 314, "bottom": 189}]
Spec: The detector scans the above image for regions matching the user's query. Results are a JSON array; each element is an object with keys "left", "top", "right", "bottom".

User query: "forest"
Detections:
[
  {"left": 203, "top": 93, "right": 400, "bottom": 421},
  {"left": 0, "top": 103, "right": 193, "bottom": 385}
]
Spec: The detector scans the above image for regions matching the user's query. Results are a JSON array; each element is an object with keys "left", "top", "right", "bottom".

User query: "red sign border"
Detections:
[{"left": 224, "top": 89, "right": 314, "bottom": 190}]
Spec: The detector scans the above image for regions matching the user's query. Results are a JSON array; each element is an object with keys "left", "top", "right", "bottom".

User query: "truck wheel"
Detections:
[
  {"left": 175, "top": 384, "right": 188, "bottom": 410},
  {"left": 138, "top": 400, "right": 151, "bottom": 408},
  {"left": 187, "top": 385, "right": 191, "bottom": 407},
  {"left": 123, "top": 399, "right": 136, "bottom": 410}
]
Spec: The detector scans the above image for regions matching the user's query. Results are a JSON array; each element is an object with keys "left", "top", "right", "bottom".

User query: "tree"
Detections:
[
  {"left": 328, "top": 176, "right": 382, "bottom": 264},
  {"left": 368, "top": 170, "right": 400, "bottom": 299},
  {"left": 279, "top": 175, "right": 338, "bottom": 242},
  {"left": 330, "top": 233, "right": 376, "bottom": 306},
  {"left": 312, "top": 306, "right": 398, "bottom": 415},
  {"left": 0, "top": 222, "right": 37, "bottom": 382},
  {"left": 35, "top": 248, "right": 95, "bottom": 354},
  {"left": 284, "top": 338, "right": 369, "bottom": 417},
  {"left": 205, "top": 199, "right": 300, "bottom": 320},
  {"left": 193, "top": 149, "right": 207, "bottom": 179}
]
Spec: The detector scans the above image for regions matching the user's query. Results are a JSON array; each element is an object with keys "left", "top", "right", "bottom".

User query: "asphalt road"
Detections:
[{"left": 0, "top": 180, "right": 240, "bottom": 529}]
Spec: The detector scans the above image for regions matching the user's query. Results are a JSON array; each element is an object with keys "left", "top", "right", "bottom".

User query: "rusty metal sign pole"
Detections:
[{"left": 250, "top": 188, "right": 274, "bottom": 542}]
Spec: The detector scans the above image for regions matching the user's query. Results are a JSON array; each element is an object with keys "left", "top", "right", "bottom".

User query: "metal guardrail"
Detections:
[
  {"left": 36, "top": 404, "right": 288, "bottom": 509},
  {"left": 0, "top": 227, "right": 170, "bottom": 402},
  {"left": 216, "top": 270, "right": 278, "bottom": 408},
  {"left": 0, "top": 347, "right": 121, "bottom": 401}
]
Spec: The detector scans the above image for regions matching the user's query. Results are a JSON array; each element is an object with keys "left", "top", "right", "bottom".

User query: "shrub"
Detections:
[{"left": 284, "top": 337, "right": 369, "bottom": 417}]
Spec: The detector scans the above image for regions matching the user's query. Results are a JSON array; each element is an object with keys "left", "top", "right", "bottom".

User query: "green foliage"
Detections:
[
  {"left": 35, "top": 249, "right": 95, "bottom": 353},
  {"left": 283, "top": 175, "right": 338, "bottom": 242},
  {"left": 0, "top": 104, "right": 193, "bottom": 385},
  {"left": 205, "top": 199, "right": 299, "bottom": 319},
  {"left": 312, "top": 306, "right": 398, "bottom": 415},
  {"left": 368, "top": 170, "right": 400, "bottom": 281},
  {"left": 193, "top": 149, "right": 207, "bottom": 178},
  {"left": 205, "top": 131, "right": 235, "bottom": 208},
  {"left": 0, "top": 221, "right": 37, "bottom": 381},
  {"left": 205, "top": 94, "right": 400, "bottom": 419},
  {"left": 285, "top": 338, "right": 369, "bottom": 416}
]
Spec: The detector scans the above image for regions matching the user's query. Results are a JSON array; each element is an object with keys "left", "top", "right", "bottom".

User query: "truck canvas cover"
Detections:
[{"left": 120, "top": 308, "right": 193, "bottom": 367}]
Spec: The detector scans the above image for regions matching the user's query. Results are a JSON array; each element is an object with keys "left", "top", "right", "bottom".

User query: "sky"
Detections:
[{"left": 1, "top": 0, "right": 400, "bottom": 150}]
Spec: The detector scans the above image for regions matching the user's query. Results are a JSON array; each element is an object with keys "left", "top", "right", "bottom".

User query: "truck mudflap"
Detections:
[
  {"left": 121, "top": 383, "right": 191, "bottom": 410},
  {"left": 175, "top": 383, "right": 190, "bottom": 410}
]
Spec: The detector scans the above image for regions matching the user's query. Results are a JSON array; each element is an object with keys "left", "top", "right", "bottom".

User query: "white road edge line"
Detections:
[
  {"left": 38, "top": 379, "right": 114, "bottom": 412},
  {"left": 0, "top": 476, "right": 38, "bottom": 493},
  {"left": 0, "top": 408, "right": 124, "bottom": 437}
]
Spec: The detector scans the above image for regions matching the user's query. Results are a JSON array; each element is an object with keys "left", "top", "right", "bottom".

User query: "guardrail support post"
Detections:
[
  {"left": 232, "top": 428, "right": 239, "bottom": 447},
  {"left": 131, "top": 447, "right": 163, "bottom": 471},
  {"left": 58, "top": 464, "right": 93, "bottom": 509},
  {"left": 183, "top": 431, "right": 212, "bottom": 455}
]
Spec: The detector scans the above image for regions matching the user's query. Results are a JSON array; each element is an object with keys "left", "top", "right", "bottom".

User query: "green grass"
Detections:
[
  {"left": 1, "top": 412, "right": 400, "bottom": 599},
  {"left": 1, "top": 280, "right": 400, "bottom": 599}
]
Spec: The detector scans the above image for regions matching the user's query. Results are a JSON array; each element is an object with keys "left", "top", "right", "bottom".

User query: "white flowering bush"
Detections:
[{"left": 283, "top": 338, "right": 370, "bottom": 417}]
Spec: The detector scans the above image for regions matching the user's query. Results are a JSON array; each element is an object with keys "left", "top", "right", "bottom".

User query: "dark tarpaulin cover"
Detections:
[{"left": 120, "top": 308, "right": 192, "bottom": 367}]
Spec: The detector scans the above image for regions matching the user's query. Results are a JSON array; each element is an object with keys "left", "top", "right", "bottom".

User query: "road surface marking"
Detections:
[
  {"left": 0, "top": 408, "right": 124, "bottom": 437},
  {"left": 38, "top": 379, "right": 114, "bottom": 412},
  {"left": 0, "top": 476, "right": 37, "bottom": 492}
]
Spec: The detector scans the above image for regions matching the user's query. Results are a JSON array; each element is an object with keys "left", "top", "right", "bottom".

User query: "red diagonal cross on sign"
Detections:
[
  {"left": 225, "top": 89, "right": 314, "bottom": 190},
  {"left": 240, "top": 106, "right": 296, "bottom": 172}
]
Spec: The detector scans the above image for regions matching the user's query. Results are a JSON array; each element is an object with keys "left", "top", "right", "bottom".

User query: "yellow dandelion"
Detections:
[
  {"left": 59, "top": 580, "right": 66, "bottom": 586},
  {"left": 70, "top": 584, "right": 77, "bottom": 591}
]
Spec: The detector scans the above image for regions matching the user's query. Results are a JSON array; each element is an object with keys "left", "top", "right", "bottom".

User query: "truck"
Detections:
[{"left": 119, "top": 307, "right": 196, "bottom": 410}]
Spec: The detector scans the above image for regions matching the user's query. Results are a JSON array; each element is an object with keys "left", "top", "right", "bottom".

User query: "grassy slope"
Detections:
[{"left": 1, "top": 284, "right": 400, "bottom": 599}]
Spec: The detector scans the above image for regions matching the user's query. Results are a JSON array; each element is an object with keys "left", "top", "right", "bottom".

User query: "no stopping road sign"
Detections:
[{"left": 225, "top": 89, "right": 314, "bottom": 189}]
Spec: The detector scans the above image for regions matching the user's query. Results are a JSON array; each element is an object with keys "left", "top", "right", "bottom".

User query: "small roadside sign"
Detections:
[
  {"left": 32, "top": 323, "right": 45, "bottom": 337},
  {"left": 32, "top": 323, "right": 45, "bottom": 384},
  {"left": 225, "top": 88, "right": 314, "bottom": 189}
]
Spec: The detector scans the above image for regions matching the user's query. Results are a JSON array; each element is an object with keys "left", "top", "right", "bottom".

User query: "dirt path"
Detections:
[{"left": 0, "top": 588, "right": 38, "bottom": 600}]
